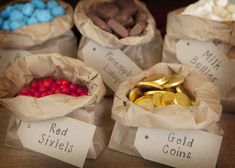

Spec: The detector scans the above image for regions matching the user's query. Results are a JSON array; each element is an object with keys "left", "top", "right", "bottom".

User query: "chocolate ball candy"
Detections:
[
  {"left": 47, "top": 0, "right": 59, "bottom": 9},
  {"left": 10, "top": 10, "right": 24, "bottom": 20},
  {"left": 22, "top": 3, "right": 35, "bottom": 16},
  {"left": 51, "top": 6, "right": 65, "bottom": 17},
  {"left": 32, "top": 0, "right": 46, "bottom": 9},
  {"left": 36, "top": 9, "right": 53, "bottom": 22},
  {"left": 10, "top": 20, "right": 26, "bottom": 30}
]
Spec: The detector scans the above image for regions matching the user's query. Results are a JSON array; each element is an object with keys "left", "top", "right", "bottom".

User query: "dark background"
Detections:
[{"left": 0, "top": 0, "right": 197, "bottom": 37}]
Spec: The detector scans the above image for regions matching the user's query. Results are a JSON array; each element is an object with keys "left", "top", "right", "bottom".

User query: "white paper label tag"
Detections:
[
  {"left": 82, "top": 40, "right": 142, "bottom": 92},
  {"left": 0, "top": 49, "right": 31, "bottom": 72},
  {"left": 17, "top": 117, "right": 96, "bottom": 168},
  {"left": 176, "top": 40, "right": 235, "bottom": 95},
  {"left": 134, "top": 128, "right": 222, "bottom": 168}
]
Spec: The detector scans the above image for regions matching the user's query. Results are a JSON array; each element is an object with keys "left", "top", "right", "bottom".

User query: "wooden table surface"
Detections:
[{"left": 0, "top": 106, "right": 234, "bottom": 168}]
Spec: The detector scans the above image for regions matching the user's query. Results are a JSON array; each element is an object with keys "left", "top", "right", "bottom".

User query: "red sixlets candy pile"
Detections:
[{"left": 18, "top": 77, "right": 88, "bottom": 98}]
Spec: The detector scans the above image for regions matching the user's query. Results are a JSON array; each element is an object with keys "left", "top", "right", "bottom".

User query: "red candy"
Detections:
[
  {"left": 43, "top": 80, "right": 52, "bottom": 88},
  {"left": 62, "top": 79, "right": 70, "bottom": 86},
  {"left": 17, "top": 77, "right": 88, "bottom": 98},
  {"left": 40, "top": 85, "right": 48, "bottom": 92},
  {"left": 55, "top": 88, "right": 62, "bottom": 94},
  {"left": 56, "top": 80, "right": 62, "bottom": 86},
  {"left": 69, "top": 83, "right": 77, "bottom": 91},
  {"left": 22, "top": 88, "right": 30, "bottom": 95}
]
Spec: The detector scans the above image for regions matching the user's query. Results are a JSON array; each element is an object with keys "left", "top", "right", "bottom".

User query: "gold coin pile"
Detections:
[{"left": 128, "top": 74, "right": 194, "bottom": 110}]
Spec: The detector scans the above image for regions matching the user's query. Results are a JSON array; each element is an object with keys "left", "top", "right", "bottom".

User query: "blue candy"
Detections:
[
  {"left": 1, "top": 6, "right": 14, "bottom": 19},
  {"left": 13, "top": 4, "right": 24, "bottom": 11},
  {"left": 51, "top": 6, "right": 65, "bottom": 17},
  {"left": 32, "top": 0, "right": 46, "bottom": 9},
  {"left": 47, "top": 0, "right": 58, "bottom": 9},
  {"left": 10, "top": 10, "right": 24, "bottom": 21},
  {"left": 23, "top": 16, "right": 30, "bottom": 22},
  {"left": 22, "top": 3, "right": 35, "bottom": 16},
  {"left": 27, "top": 17, "right": 38, "bottom": 25},
  {"left": 0, "top": 1, "right": 64, "bottom": 30},
  {"left": 10, "top": 20, "right": 26, "bottom": 30},
  {"left": 0, "top": 17, "right": 3, "bottom": 28},
  {"left": 35, "top": 9, "right": 53, "bottom": 22},
  {"left": 2, "top": 20, "right": 11, "bottom": 31},
  {"left": 32, "top": 9, "right": 38, "bottom": 18}
]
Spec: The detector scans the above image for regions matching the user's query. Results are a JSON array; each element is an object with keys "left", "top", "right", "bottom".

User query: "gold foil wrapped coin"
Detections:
[
  {"left": 134, "top": 96, "right": 155, "bottom": 110},
  {"left": 144, "top": 74, "right": 169, "bottom": 86},
  {"left": 129, "top": 73, "right": 195, "bottom": 109},
  {"left": 153, "top": 92, "right": 164, "bottom": 107},
  {"left": 161, "top": 92, "right": 175, "bottom": 106},
  {"left": 144, "top": 90, "right": 167, "bottom": 96},
  {"left": 135, "top": 81, "right": 163, "bottom": 90},
  {"left": 128, "top": 88, "right": 143, "bottom": 102},
  {"left": 176, "top": 85, "right": 185, "bottom": 93},
  {"left": 163, "top": 75, "right": 185, "bottom": 88},
  {"left": 174, "top": 92, "right": 191, "bottom": 107},
  {"left": 176, "top": 85, "right": 194, "bottom": 101}
]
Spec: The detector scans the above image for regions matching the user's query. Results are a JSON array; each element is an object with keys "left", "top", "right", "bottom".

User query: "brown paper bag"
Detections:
[
  {"left": 0, "top": 0, "right": 74, "bottom": 49},
  {"left": 109, "top": 63, "right": 222, "bottom": 156},
  {"left": 0, "top": 53, "right": 112, "bottom": 159},
  {"left": 162, "top": 8, "right": 235, "bottom": 112},
  {"left": 0, "top": 31, "right": 77, "bottom": 73},
  {"left": 4, "top": 97, "right": 114, "bottom": 159},
  {"left": 74, "top": 0, "right": 162, "bottom": 70}
]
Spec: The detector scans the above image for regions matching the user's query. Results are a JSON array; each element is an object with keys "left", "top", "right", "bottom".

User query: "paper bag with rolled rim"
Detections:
[
  {"left": 74, "top": 0, "right": 163, "bottom": 70},
  {"left": 0, "top": 30, "right": 77, "bottom": 74},
  {"left": 162, "top": 8, "right": 235, "bottom": 112},
  {"left": 4, "top": 97, "right": 114, "bottom": 159},
  {"left": 109, "top": 63, "right": 223, "bottom": 157},
  {"left": 0, "top": 0, "right": 74, "bottom": 49},
  {"left": 0, "top": 53, "right": 112, "bottom": 159}
]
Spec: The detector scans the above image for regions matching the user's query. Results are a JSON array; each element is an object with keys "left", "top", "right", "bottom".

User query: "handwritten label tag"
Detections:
[
  {"left": 176, "top": 40, "right": 235, "bottom": 95},
  {"left": 17, "top": 117, "right": 96, "bottom": 168},
  {"left": 134, "top": 128, "right": 222, "bottom": 168},
  {"left": 82, "top": 40, "right": 142, "bottom": 92},
  {"left": 0, "top": 49, "right": 31, "bottom": 72}
]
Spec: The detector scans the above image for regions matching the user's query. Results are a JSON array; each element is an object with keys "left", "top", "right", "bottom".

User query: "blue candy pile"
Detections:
[{"left": 0, "top": 0, "right": 65, "bottom": 31}]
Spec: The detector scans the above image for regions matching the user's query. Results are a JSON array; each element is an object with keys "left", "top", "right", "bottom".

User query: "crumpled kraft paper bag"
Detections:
[
  {"left": 109, "top": 122, "right": 223, "bottom": 157},
  {"left": 0, "top": 53, "right": 106, "bottom": 121},
  {"left": 0, "top": 30, "right": 77, "bottom": 73},
  {"left": 112, "top": 63, "right": 222, "bottom": 130},
  {"left": 109, "top": 63, "right": 222, "bottom": 157},
  {"left": 75, "top": 0, "right": 162, "bottom": 70},
  {"left": 162, "top": 8, "right": 235, "bottom": 112},
  {"left": 0, "top": 53, "right": 112, "bottom": 159},
  {"left": 0, "top": 0, "right": 74, "bottom": 49},
  {"left": 29, "top": 30, "right": 77, "bottom": 58},
  {"left": 4, "top": 97, "right": 114, "bottom": 159}
]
